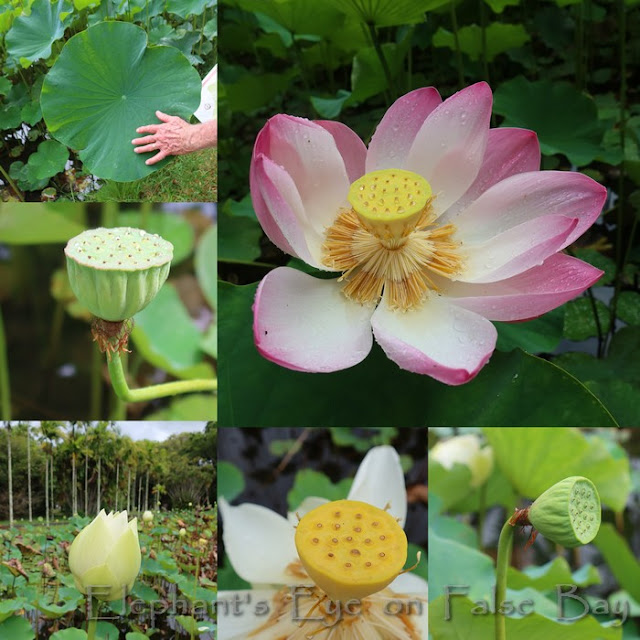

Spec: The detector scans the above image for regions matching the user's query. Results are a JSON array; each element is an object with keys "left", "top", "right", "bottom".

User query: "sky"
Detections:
[{"left": 10, "top": 421, "right": 206, "bottom": 442}]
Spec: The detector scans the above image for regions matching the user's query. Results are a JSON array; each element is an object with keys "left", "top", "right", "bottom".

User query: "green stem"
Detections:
[
  {"left": 495, "top": 518, "right": 515, "bottom": 640},
  {"left": 478, "top": 483, "right": 487, "bottom": 551},
  {"left": 366, "top": 21, "right": 396, "bottom": 103},
  {"left": 0, "top": 164, "right": 24, "bottom": 202},
  {"left": 87, "top": 611, "right": 97, "bottom": 640},
  {"left": 107, "top": 351, "right": 217, "bottom": 403},
  {"left": 0, "top": 305, "right": 11, "bottom": 420},
  {"left": 607, "top": 0, "right": 628, "bottom": 351},
  {"left": 449, "top": 1, "right": 464, "bottom": 88},
  {"left": 479, "top": 0, "right": 489, "bottom": 83}
]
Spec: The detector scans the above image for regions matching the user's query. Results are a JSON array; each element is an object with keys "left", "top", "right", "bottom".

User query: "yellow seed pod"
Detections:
[{"left": 295, "top": 499, "right": 407, "bottom": 602}]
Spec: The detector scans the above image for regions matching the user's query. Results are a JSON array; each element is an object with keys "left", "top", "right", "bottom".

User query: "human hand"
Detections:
[{"left": 131, "top": 111, "right": 194, "bottom": 165}]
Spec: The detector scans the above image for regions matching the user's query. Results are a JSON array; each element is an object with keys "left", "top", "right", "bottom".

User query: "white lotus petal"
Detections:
[
  {"left": 287, "top": 496, "right": 330, "bottom": 527},
  {"left": 219, "top": 498, "right": 298, "bottom": 585},
  {"left": 347, "top": 445, "right": 407, "bottom": 527},
  {"left": 217, "top": 589, "right": 280, "bottom": 640},
  {"left": 390, "top": 571, "right": 428, "bottom": 594}
]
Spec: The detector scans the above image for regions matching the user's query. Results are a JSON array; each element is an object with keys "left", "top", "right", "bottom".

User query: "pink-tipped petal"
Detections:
[
  {"left": 454, "top": 171, "right": 607, "bottom": 248},
  {"left": 253, "top": 267, "right": 375, "bottom": 373},
  {"left": 316, "top": 120, "right": 367, "bottom": 183},
  {"left": 461, "top": 214, "right": 578, "bottom": 283},
  {"left": 406, "top": 82, "right": 492, "bottom": 216},
  {"left": 255, "top": 155, "right": 327, "bottom": 268},
  {"left": 443, "top": 127, "right": 541, "bottom": 222},
  {"left": 371, "top": 296, "right": 497, "bottom": 385},
  {"left": 251, "top": 115, "right": 351, "bottom": 236},
  {"left": 365, "top": 87, "right": 442, "bottom": 172},
  {"left": 447, "top": 254, "right": 603, "bottom": 320}
]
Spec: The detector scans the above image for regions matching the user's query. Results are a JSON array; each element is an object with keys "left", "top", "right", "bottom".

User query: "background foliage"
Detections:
[{"left": 217, "top": 0, "right": 640, "bottom": 427}]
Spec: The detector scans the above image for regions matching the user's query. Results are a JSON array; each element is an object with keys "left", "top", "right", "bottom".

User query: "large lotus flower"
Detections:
[
  {"left": 68, "top": 510, "right": 141, "bottom": 601},
  {"left": 250, "top": 82, "right": 606, "bottom": 384},
  {"left": 430, "top": 434, "right": 493, "bottom": 488},
  {"left": 218, "top": 445, "right": 427, "bottom": 640}
]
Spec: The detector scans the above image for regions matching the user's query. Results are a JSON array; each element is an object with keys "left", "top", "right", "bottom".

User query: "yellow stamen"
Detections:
[
  {"left": 323, "top": 168, "right": 463, "bottom": 311},
  {"left": 295, "top": 500, "right": 407, "bottom": 603}
]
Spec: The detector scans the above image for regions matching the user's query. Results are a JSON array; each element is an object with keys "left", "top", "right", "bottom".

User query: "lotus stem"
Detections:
[
  {"left": 366, "top": 21, "right": 396, "bottom": 103},
  {"left": 107, "top": 350, "right": 217, "bottom": 403},
  {"left": 495, "top": 517, "right": 516, "bottom": 640},
  {"left": 0, "top": 164, "right": 24, "bottom": 202}
]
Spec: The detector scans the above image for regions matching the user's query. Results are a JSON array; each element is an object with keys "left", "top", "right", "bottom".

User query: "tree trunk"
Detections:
[
  {"left": 84, "top": 454, "right": 88, "bottom": 516},
  {"left": 50, "top": 454, "right": 54, "bottom": 519},
  {"left": 115, "top": 462, "right": 120, "bottom": 511},
  {"left": 72, "top": 454, "right": 77, "bottom": 516},
  {"left": 144, "top": 469, "right": 150, "bottom": 512},
  {"left": 45, "top": 457, "right": 49, "bottom": 526},
  {"left": 7, "top": 427, "right": 13, "bottom": 528},
  {"left": 27, "top": 429, "right": 32, "bottom": 522},
  {"left": 138, "top": 474, "right": 142, "bottom": 514},
  {"left": 96, "top": 457, "right": 101, "bottom": 514},
  {"left": 127, "top": 468, "right": 131, "bottom": 513}
]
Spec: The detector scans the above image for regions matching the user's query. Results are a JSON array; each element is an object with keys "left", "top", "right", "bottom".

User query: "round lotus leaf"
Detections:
[
  {"left": 65, "top": 227, "right": 173, "bottom": 321},
  {"left": 41, "top": 21, "right": 202, "bottom": 182}
]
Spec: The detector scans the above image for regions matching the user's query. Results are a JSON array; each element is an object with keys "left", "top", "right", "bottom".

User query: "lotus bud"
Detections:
[
  {"left": 68, "top": 510, "right": 141, "bottom": 601},
  {"left": 142, "top": 510, "right": 154, "bottom": 523},
  {"left": 430, "top": 434, "right": 493, "bottom": 488},
  {"left": 65, "top": 227, "right": 173, "bottom": 322},
  {"left": 528, "top": 476, "right": 601, "bottom": 548},
  {"left": 295, "top": 499, "right": 407, "bottom": 602},
  {"left": 179, "top": 528, "right": 187, "bottom": 538}
]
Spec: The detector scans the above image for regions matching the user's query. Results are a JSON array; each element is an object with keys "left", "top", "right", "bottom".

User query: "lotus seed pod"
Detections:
[
  {"left": 294, "top": 499, "right": 407, "bottom": 602},
  {"left": 65, "top": 227, "right": 173, "bottom": 321},
  {"left": 528, "top": 476, "right": 601, "bottom": 548}
]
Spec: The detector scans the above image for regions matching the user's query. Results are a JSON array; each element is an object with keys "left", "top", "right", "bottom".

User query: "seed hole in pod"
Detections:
[
  {"left": 355, "top": 514, "right": 362, "bottom": 519},
  {"left": 379, "top": 552, "right": 385, "bottom": 557},
  {"left": 355, "top": 527, "right": 361, "bottom": 532},
  {"left": 328, "top": 553, "right": 334, "bottom": 558},
  {"left": 346, "top": 536, "right": 353, "bottom": 542},
  {"left": 334, "top": 511, "right": 341, "bottom": 517},
  {"left": 365, "top": 538, "right": 372, "bottom": 544},
  {"left": 345, "top": 563, "right": 352, "bottom": 568},
  {"left": 88, "top": 255, "right": 92, "bottom": 259},
  {"left": 350, "top": 549, "right": 360, "bottom": 556},
  {"left": 316, "top": 523, "right": 323, "bottom": 529},
  {"left": 380, "top": 535, "right": 386, "bottom": 540},
  {"left": 372, "top": 522, "right": 379, "bottom": 527},
  {"left": 312, "top": 538, "right": 319, "bottom": 544},
  {"left": 332, "top": 538, "right": 338, "bottom": 543},
  {"left": 365, "top": 562, "right": 372, "bottom": 567},
  {"left": 334, "top": 524, "right": 341, "bottom": 530}
]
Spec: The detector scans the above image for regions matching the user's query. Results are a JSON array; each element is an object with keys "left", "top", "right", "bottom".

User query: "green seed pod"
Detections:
[
  {"left": 528, "top": 476, "right": 601, "bottom": 548},
  {"left": 65, "top": 227, "right": 173, "bottom": 321}
]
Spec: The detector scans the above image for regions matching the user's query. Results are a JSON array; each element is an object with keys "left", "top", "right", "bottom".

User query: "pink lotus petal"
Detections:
[
  {"left": 453, "top": 171, "right": 606, "bottom": 247},
  {"left": 447, "top": 254, "right": 603, "bottom": 320},
  {"left": 252, "top": 115, "right": 351, "bottom": 237},
  {"left": 316, "top": 120, "right": 367, "bottom": 183},
  {"left": 406, "top": 82, "right": 492, "bottom": 216},
  {"left": 461, "top": 214, "right": 578, "bottom": 283},
  {"left": 371, "top": 296, "right": 497, "bottom": 385},
  {"left": 255, "top": 155, "right": 327, "bottom": 269},
  {"left": 443, "top": 127, "right": 540, "bottom": 222},
  {"left": 253, "top": 267, "right": 375, "bottom": 373},
  {"left": 365, "top": 87, "right": 442, "bottom": 172}
]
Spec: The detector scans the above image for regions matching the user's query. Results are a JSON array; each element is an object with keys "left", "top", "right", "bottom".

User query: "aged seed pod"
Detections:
[
  {"left": 65, "top": 227, "right": 173, "bottom": 321},
  {"left": 294, "top": 499, "right": 407, "bottom": 602},
  {"left": 528, "top": 476, "right": 601, "bottom": 548}
]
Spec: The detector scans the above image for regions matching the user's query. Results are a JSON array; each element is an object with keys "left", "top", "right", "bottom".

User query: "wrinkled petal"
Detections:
[
  {"left": 447, "top": 254, "right": 603, "bottom": 320},
  {"left": 390, "top": 572, "right": 428, "bottom": 594},
  {"left": 371, "top": 296, "right": 497, "bottom": 385},
  {"left": 348, "top": 446, "right": 407, "bottom": 527},
  {"left": 218, "top": 589, "right": 280, "bottom": 640},
  {"left": 253, "top": 154, "right": 327, "bottom": 268},
  {"left": 251, "top": 115, "right": 351, "bottom": 235},
  {"left": 253, "top": 267, "right": 374, "bottom": 373},
  {"left": 287, "top": 496, "right": 330, "bottom": 527},
  {"left": 316, "top": 119, "right": 366, "bottom": 183},
  {"left": 453, "top": 171, "right": 606, "bottom": 248},
  {"left": 366, "top": 87, "right": 442, "bottom": 172},
  {"left": 219, "top": 498, "right": 298, "bottom": 585},
  {"left": 443, "top": 127, "right": 541, "bottom": 222},
  {"left": 461, "top": 214, "right": 578, "bottom": 283},
  {"left": 406, "top": 82, "right": 492, "bottom": 216}
]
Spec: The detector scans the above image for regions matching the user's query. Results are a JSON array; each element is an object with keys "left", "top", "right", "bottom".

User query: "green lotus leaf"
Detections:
[
  {"left": 41, "top": 21, "right": 202, "bottom": 182},
  {"left": 5, "top": 0, "right": 73, "bottom": 65}
]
